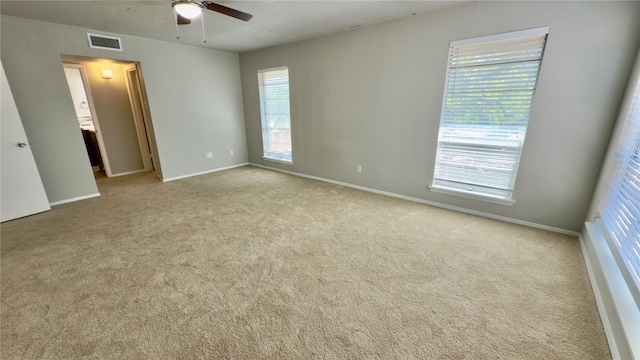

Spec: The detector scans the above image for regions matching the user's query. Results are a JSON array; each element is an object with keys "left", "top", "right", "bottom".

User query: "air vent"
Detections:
[{"left": 87, "top": 33, "right": 123, "bottom": 51}]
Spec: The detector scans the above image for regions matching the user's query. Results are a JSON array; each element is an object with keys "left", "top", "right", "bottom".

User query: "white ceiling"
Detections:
[{"left": 0, "top": 1, "right": 468, "bottom": 52}]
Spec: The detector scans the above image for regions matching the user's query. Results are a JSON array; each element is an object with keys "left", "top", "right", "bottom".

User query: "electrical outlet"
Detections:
[
  {"left": 204, "top": 152, "right": 213, "bottom": 159},
  {"left": 230, "top": 150, "right": 234, "bottom": 156},
  {"left": 356, "top": 164, "right": 362, "bottom": 173}
]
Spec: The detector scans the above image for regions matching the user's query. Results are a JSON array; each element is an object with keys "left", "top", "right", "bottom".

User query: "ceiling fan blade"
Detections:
[
  {"left": 201, "top": 1, "right": 253, "bottom": 21},
  {"left": 177, "top": 14, "right": 191, "bottom": 25}
]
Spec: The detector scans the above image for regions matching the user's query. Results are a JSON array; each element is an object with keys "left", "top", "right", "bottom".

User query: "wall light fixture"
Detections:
[{"left": 101, "top": 69, "right": 113, "bottom": 80}]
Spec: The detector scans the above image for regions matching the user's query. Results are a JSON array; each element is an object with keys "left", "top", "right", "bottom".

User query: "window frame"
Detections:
[
  {"left": 430, "top": 27, "right": 550, "bottom": 205},
  {"left": 257, "top": 66, "right": 293, "bottom": 164},
  {"left": 597, "top": 70, "right": 640, "bottom": 308}
]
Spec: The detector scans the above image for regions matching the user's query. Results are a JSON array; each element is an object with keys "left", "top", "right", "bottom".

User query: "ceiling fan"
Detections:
[{"left": 172, "top": 0, "right": 253, "bottom": 25}]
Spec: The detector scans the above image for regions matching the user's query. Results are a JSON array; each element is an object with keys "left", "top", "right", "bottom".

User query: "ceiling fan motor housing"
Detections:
[{"left": 172, "top": 1, "right": 203, "bottom": 20}]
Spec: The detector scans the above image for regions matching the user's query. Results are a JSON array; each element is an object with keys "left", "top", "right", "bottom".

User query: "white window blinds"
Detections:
[
  {"left": 258, "top": 67, "right": 292, "bottom": 163},
  {"left": 431, "top": 28, "right": 549, "bottom": 202},
  {"left": 598, "top": 72, "right": 640, "bottom": 306}
]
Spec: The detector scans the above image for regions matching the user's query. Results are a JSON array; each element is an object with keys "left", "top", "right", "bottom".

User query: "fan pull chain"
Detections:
[
  {"left": 175, "top": 12, "right": 181, "bottom": 40},
  {"left": 201, "top": 15, "right": 207, "bottom": 43}
]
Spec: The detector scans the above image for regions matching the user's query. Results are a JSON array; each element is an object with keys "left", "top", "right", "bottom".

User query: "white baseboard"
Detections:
[
  {"left": 109, "top": 169, "right": 146, "bottom": 177},
  {"left": 50, "top": 192, "right": 101, "bottom": 206},
  {"left": 162, "top": 163, "right": 249, "bottom": 182},
  {"left": 249, "top": 163, "right": 579, "bottom": 236}
]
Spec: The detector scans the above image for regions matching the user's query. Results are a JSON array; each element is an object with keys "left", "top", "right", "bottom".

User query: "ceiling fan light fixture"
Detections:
[{"left": 172, "top": 1, "right": 203, "bottom": 19}]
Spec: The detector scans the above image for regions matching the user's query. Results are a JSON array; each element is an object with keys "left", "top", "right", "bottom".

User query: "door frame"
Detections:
[
  {"left": 123, "top": 63, "right": 154, "bottom": 172},
  {"left": 62, "top": 63, "right": 113, "bottom": 177},
  {"left": 133, "top": 64, "right": 162, "bottom": 178}
]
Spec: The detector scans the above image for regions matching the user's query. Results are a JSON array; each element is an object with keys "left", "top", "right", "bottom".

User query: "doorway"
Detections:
[
  {"left": 63, "top": 63, "right": 108, "bottom": 179},
  {"left": 61, "top": 56, "right": 158, "bottom": 181}
]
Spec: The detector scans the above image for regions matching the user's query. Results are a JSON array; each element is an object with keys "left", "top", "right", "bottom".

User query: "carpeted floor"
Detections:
[{"left": 1, "top": 166, "right": 610, "bottom": 359}]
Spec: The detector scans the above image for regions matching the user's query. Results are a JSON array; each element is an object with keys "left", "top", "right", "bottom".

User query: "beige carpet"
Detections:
[{"left": 1, "top": 166, "right": 610, "bottom": 359}]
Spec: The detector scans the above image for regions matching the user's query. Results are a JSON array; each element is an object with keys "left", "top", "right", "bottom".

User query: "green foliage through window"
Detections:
[{"left": 258, "top": 67, "right": 292, "bottom": 163}]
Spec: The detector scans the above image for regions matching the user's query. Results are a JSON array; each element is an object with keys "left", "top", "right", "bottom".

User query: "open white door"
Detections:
[
  {"left": 123, "top": 63, "right": 154, "bottom": 171},
  {"left": 63, "top": 63, "right": 113, "bottom": 177},
  {"left": 1, "top": 61, "right": 51, "bottom": 222}
]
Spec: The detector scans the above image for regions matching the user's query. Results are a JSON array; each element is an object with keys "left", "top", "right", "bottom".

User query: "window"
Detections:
[
  {"left": 430, "top": 27, "right": 549, "bottom": 204},
  {"left": 598, "top": 72, "right": 640, "bottom": 307},
  {"left": 257, "top": 67, "right": 292, "bottom": 163}
]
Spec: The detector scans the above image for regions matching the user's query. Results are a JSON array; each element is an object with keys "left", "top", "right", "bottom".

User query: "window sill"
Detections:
[
  {"left": 262, "top": 156, "right": 293, "bottom": 166},
  {"left": 429, "top": 184, "right": 515, "bottom": 206},
  {"left": 584, "top": 222, "right": 640, "bottom": 359}
]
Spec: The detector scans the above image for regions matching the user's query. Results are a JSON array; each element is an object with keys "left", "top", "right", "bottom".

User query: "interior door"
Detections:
[
  {"left": 123, "top": 63, "right": 154, "bottom": 171},
  {"left": 1, "top": 61, "right": 51, "bottom": 222},
  {"left": 63, "top": 62, "right": 112, "bottom": 177}
]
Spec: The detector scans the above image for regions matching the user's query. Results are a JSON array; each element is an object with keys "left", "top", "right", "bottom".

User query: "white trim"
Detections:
[
  {"left": 161, "top": 163, "right": 249, "bottom": 182},
  {"left": 257, "top": 65, "right": 288, "bottom": 74},
  {"left": 249, "top": 163, "right": 577, "bottom": 236},
  {"left": 581, "top": 223, "right": 640, "bottom": 360},
  {"left": 109, "top": 169, "right": 146, "bottom": 177},
  {"left": 262, "top": 156, "right": 293, "bottom": 166},
  {"left": 429, "top": 184, "right": 515, "bottom": 206},
  {"left": 451, "top": 26, "right": 550, "bottom": 47},
  {"left": 578, "top": 230, "right": 620, "bottom": 360},
  {"left": 50, "top": 192, "right": 100, "bottom": 206},
  {"left": 596, "top": 218, "right": 640, "bottom": 307}
]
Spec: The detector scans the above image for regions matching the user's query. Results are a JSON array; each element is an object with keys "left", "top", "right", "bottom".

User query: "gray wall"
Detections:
[
  {"left": 239, "top": 1, "right": 640, "bottom": 232},
  {"left": 1, "top": 15, "right": 248, "bottom": 203},
  {"left": 80, "top": 60, "right": 144, "bottom": 175}
]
